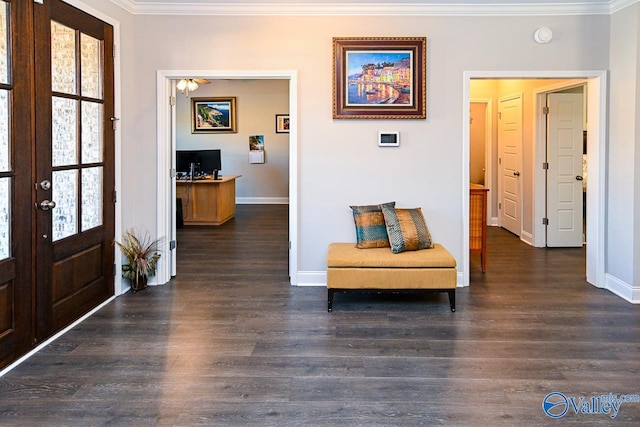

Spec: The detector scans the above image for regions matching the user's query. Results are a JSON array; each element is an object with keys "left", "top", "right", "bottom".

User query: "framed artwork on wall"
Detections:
[
  {"left": 191, "top": 97, "right": 237, "bottom": 133},
  {"left": 275, "top": 114, "right": 290, "bottom": 133},
  {"left": 333, "top": 37, "right": 426, "bottom": 119}
]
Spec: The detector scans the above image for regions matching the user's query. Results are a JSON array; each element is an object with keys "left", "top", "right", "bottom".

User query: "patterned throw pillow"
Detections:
[
  {"left": 381, "top": 206, "right": 434, "bottom": 254},
  {"left": 350, "top": 202, "right": 395, "bottom": 248}
]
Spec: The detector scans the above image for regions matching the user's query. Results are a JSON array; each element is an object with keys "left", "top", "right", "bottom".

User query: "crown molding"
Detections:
[
  {"left": 610, "top": 0, "right": 639, "bottom": 13},
  {"left": 109, "top": 0, "right": 637, "bottom": 16}
]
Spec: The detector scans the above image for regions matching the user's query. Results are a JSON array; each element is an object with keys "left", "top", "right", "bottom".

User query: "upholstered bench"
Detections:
[{"left": 326, "top": 243, "right": 457, "bottom": 312}]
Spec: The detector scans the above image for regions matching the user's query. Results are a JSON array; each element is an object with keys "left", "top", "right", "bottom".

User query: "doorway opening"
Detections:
[
  {"left": 462, "top": 71, "right": 607, "bottom": 289},
  {"left": 155, "top": 70, "right": 298, "bottom": 286}
]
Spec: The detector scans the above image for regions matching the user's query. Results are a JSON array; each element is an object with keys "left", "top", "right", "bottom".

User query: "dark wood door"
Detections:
[
  {"left": 33, "top": 0, "right": 115, "bottom": 340},
  {"left": 0, "top": 0, "right": 36, "bottom": 368},
  {"left": 0, "top": 0, "right": 115, "bottom": 369}
]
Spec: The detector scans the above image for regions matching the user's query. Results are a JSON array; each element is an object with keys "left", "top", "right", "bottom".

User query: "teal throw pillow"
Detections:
[{"left": 350, "top": 202, "right": 395, "bottom": 248}]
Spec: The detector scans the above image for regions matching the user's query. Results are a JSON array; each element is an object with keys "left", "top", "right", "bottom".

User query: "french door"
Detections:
[{"left": 0, "top": 0, "right": 115, "bottom": 369}]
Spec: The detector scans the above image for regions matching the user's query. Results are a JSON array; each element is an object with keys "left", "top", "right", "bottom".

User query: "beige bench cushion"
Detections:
[
  {"left": 326, "top": 243, "right": 457, "bottom": 290},
  {"left": 327, "top": 243, "right": 456, "bottom": 268}
]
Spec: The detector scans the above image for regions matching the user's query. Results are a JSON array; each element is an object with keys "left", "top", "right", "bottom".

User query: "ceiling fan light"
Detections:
[
  {"left": 176, "top": 79, "right": 188, "bottom": 91},
  {"left": 187, "top": 80, "right": 198, "bottom": 91}
]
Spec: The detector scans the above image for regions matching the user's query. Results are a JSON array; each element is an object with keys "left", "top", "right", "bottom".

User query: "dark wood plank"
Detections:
[{"left": 1, "top": 208, "right": 639, "bottom": 426}]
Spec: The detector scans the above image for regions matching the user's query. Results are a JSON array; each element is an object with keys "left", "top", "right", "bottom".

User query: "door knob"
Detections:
[
  {"left": 576, "top": 175, "right": 584, "bottom": 181},
  {"left": 513, "top": 171, "right": 520, "bottom": 177},
  {"left": 40, "top": 200, "right": 57, "bottom": 211}
]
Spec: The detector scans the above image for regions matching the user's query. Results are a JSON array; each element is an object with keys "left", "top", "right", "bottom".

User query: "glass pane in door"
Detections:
[
  {"left": 80, "top": 33, "right": 102, "bottom": 99},
  {"left": 51, "top": 21, "right": 76, "bottom": 94},
  {"left": 52, "top": 96, "right": 77, "bottom": 167},
  {"left": 52, "top": 170, "right": 78, "bottom": 241},
  {"left": 0, "top": 177, "right": 8, "bottom": 260},
  {"left": 81, "top": 166, "right": 102, "bottom": 231},
  {"left": 0, "top": 1, "right": 7, "bottom": 84},
  {"left": 81, "top": 101, "right": 102, "bottom": 163}
]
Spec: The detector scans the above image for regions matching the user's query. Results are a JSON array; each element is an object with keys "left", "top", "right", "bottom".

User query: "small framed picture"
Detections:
[
  {"left": 275, "top": 114, "right": 290, "bottom": 133},
  {"left": 191, "top": 97, "right": 237, "bottom": 133}
]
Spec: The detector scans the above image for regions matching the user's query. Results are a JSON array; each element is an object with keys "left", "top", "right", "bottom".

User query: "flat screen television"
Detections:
[{"left": 176, "top": 149, "right": 222, "bottom": 175}]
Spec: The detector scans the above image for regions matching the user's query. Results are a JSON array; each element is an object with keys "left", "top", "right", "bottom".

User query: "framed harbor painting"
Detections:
[
  {"left": 333, "top": 37, "right": 426, "bottom": 119},
  {"left": 191, "top": 97, "right": 237, "bottom": 133}
]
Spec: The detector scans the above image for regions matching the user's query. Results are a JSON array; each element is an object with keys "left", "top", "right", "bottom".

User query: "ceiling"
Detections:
[{"left": 109, "top": 0, "right": 634, "bottom": 16}]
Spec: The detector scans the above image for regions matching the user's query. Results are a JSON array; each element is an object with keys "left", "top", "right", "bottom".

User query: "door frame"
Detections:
[
  {"left": 462, "top": 70, "right": 607, "bottom": 289},
  {"left": 155, "top": 69, "right": 298, "bottom": 286}
]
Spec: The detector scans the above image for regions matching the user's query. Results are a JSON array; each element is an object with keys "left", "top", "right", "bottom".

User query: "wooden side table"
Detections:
[{"left": 470, "top": 183, "right": 489, "bottom": 272}]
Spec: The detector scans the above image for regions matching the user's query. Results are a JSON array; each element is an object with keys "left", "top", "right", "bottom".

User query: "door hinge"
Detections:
[
  {"left": 114, "top": 263, "right": 116, "bottom": 275},
  {"left": 113, "top": 190, "right": 117, "bottom": 203},
  {"left": 543, "top": 106, "right": 550, "bottom": 115},
  {"left": 110, "top": 117, "right": 120, "bottom": 131},
  {"left": 170, "top": 240, "right": 176, "bottom": 250},
  {"left": 542, "top": 218, "right": 549, "bottom": 225},
  {"left": 113, "top": 44, "right": 117, "bottom": 58},
  {"left": 542, "top": 162, "right": 549, "bottom": 170},
  {"left": 498, "top": 202, "right": 502, "bottom": 210},
  {"left": 169, "top": 96, "right": 176, "bottom": 106},
  {"left": 498, "top": 112, "right": 502, "bottom": 120},
  {"left": 498, "top": 157, "right": 502, "bottom": 165},
  {"left": 170, "top": 168, "right": 177, "bottom": 178}
]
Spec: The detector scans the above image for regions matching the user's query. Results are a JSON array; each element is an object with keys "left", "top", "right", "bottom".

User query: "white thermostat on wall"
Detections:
[{"left": 378, "top": 131, "right": 400, "bottom": 147}]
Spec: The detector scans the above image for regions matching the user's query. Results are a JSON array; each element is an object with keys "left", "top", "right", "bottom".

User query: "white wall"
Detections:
[
  {"left": 74, "top": 2, "right": 639, "bottom": 292},
  {"left": 129, "top": 14, "right": 608, "bottom": 274},
  {"left": 175, "top": 79, "right": 289, "bottom": 201},
  {"left": 609, "top": 4, "right": 638, "bottom": 288}
]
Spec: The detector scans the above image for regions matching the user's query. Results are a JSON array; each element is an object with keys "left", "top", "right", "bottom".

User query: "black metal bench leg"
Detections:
[
  {"left": 448, "top": 289, "right": 456, "bottom": 312},
  {"left": 328, "top": 289, "right": 334, "bottom": 312}
]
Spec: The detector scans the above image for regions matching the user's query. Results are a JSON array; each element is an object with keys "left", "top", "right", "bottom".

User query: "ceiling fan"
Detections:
[{"left": 176, "top": 78, "right": 211, "bottom": 96}]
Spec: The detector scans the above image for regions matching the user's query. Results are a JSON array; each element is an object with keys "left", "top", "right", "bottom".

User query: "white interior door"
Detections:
[
  {"left": 498, "top": 94, "right": 523, "bottom": 236},
  {"left": 546, "top": 92, "right": 584, "bottom": 247}
]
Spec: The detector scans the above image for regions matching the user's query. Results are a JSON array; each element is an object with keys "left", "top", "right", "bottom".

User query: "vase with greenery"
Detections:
[{"left": 114, "top": 228, "right": 161, "bottom": 292}]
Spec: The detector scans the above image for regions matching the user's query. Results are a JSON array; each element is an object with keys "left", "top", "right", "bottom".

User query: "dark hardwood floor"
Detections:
[{"left": 1, "top": 204, "right": 639, "bottom": 426}]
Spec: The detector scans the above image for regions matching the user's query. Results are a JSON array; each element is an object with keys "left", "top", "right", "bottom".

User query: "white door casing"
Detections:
[
  {"left": 498, "top": 94, "right": 523, "bottom": 236},
  {"left": 546, "top": 93, "right": 584, "bottom": 247},
  {"left": 463, "top": 71, "right": 606, "bottom": 290},
  {"left": 155, "top": 70, "right": 298, "bottom": 286}
]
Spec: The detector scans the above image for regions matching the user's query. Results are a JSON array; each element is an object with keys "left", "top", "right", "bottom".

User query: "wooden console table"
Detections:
[
  {"left": 470, "top": 183, "right": 489, "bottom": 272},
  {"left": 176, "top": 175, "right": 241, "bottom": 226}
]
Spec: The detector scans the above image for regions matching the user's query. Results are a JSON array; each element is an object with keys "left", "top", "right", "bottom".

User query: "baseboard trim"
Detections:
[
  {"left": 605, "top": 273, "right": 639, "bottom": 303},
  {"left": 520, "top": 231, "right": 534, "bottom": 246},
  {"left": 236, "top": 197, "right": 289, "bottom": 205},
  {"left": 296, "top": 270, "right": 326, "bottom": 287}
]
